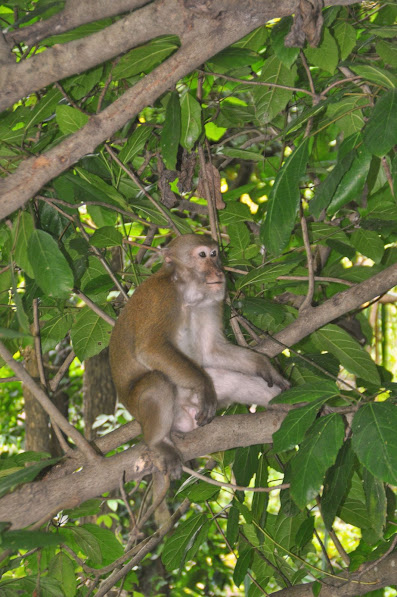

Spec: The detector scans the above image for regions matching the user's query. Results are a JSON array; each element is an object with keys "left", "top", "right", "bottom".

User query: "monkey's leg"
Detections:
[
  {"left": 131, "top": 371, "right": 183, "bottom": 479},
  {"left": 205, "top": 368, "right": 283, "bottom": 406}
]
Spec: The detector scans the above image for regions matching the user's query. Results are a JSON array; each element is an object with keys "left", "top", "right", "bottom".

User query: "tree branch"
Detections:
[
  {"left": 271, "top": 551, "right": 397, "bottom": 596},
  {"left": 0, "top": 0, "right": 362, "bottom": 220},
  {"left": 0, "top": 410, "right": 286, "bottom": 529},
  {"left": 0, "top": 341, "right": 99, "bottom": 460},
  {"left": 5, "top": 0, "right": 151, "bottom": 47},
  {"left": 1, "top": 1, "right": 175, "bottom": 111},
  {"left": 259, "top": 263, "right": 397, "bottom": 357}
]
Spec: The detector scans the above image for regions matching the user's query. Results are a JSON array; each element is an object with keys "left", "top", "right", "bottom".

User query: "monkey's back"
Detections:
[{"left": 109, "top": 267, "right": 180, "bottom": 403}]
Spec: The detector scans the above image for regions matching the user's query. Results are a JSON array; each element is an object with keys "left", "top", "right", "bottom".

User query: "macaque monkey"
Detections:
[{"left": 109, "top": 234, "right": 289, "bottom": 478}]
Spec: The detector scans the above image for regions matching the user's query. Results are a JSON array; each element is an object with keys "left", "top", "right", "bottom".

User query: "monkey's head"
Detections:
[{"left": 163, "top": 234, "right": 225, "bottom": 304}]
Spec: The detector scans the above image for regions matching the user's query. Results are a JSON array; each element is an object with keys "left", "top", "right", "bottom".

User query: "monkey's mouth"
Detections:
[{"left": 206, "top": 281, "right": 224, "bottom": 285}]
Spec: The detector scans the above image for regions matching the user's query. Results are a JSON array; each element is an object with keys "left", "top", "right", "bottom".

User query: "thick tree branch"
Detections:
[
  {"left": 0, "top": 0, "right": 362, "bottom": 221},
  {"left": 259, "top": 263, "right": 397, "bottom": 357},
  {"left": 5, "top": 0, "right": 151, "bottom": 47},
  {"left": 0, "top": 410, "right": 286, "bottom": 529},
  {"left": 0, "top": 2, "right": 176, "bottom": 112}
]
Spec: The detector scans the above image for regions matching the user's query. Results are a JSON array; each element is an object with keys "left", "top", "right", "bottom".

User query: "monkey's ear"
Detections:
[{"left": 162, "top": 247, "right": 172, "bottom": 263}]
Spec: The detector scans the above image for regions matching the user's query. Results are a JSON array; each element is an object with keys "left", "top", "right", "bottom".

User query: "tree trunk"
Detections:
[
  {"left": 23, "top": 345, "right": 50, "bottom": 453},
  {"left": 83, "top": 347, "right": 117, "bottom": 441}
]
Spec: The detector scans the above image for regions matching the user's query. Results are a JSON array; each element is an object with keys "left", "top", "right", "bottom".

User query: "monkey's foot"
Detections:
[{"left": 148, "top": 444, "right": 183, "bottom": 480}]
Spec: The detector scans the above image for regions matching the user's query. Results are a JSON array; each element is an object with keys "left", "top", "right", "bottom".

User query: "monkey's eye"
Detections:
[
  {"left": 198, "top": 251, "right": 206, "bottom": 258},
  {"left": 210, "top": 250, "right": 217, "bottom": 257}
]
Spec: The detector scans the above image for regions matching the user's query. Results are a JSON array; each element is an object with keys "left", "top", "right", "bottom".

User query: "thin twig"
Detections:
[
  {"left": 201, "top": 69, "right": 316, "bottom": 98},
  {"left": 104, "top": 143, "right": 181, "bottom": 237},
  {"left": 49, "top": 350, "right": 76, "bottom": 392},
  {"left": 299, "top": 209, "right": 315, "bottom": 311},
  {"left": 197, "top": 144, "right": 218, "bottom": 242},
  {"left": 32, "top": 298, "right": 47, "bottom": 388},
  {"left": 95, "top": 499, "right": 190, "bottom": 597},
  {"left": 37, "top": 196, "right": 151, "bottom": 228},
  {"left": 182, "top": 465, "right": 289, "bottom": 493},
  {"left": 0, "top": 341, "right": 99, "bottom": 459},
  {"left": 76, "top": 218, "right": 128, "bottom": 300},
  {"left": 74, "top": 290, "right": 116, "bottom": 326}
]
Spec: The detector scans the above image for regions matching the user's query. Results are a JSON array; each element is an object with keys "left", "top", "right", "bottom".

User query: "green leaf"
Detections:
[
  {"left": 64, "top": 499, "right": 102, "bottom": 518},
  {"left": 41, "top": 314, "right": 74, "bottom": 353},
  {"left": 327, "top": 147, "right": 372, "bottom": 215},
  {"left": 56, "top": 105, "right": 89, "bottom": 134},
  {"left": 221, "top": 147, "right": 264, "bottom": 162},
  {"left": 351, "top": 64, "right": 397, "bottom": 89},
  {"left": 162, "top": 513, "right": 210, "bottom": 572},
  {"left": 180, "top": 92, "right": 202, "bottom": 150},
  {"left": 81, "top": 523, "right": 124, "bottom": 566},
  {"left": 290, "top": 414, "right": 345, "bottom": 508},
  {"left": 352, "top": 402, "right": 397, "bottom": 485},
  {"left": 363, "top": 89, "right": 397, "bottom": 156},
  {"left": 362, "top": 467, "right": 386, "bottom": 540},
  {"left": 233, "top": 445, "right": 261, "bottom": 487},
  {"left": 226, "top": 504, "right": 240, "bottom": 546},
  {"left": 236, "top": 260, "right": 298, "bottom": 290},
  {"left": 321, "top": 439, "right": 355, "bottom": 529},
  {"left": 326, "top": 96, "right": 367, "bottom": 137},
  {"left": 48, "top": 553, "right": 77, "bottom": 597},
  {"left": 339, "top": 472, "right": 370, "bottom": 529},
  {"left": 118, "top": 125, "right": 152, "bottom": 166},
  {"left": 333, "top": 21, "right": 356, "bottom": 60},
  {"left": 271, "top": 381, "right": 339, "bottom": 405},
  {"left": 0, "top": 458, "right": 59, "bottom": 498},
  {"left": 272, "top": 18, "right": 299, "bottom": 68},
  {"left": 376, "top": 40, "right": 397, "bottom": 65},
  {"left": 178, "top": 479, "right": 220, "bottom": 502},
  {"left": 25, "top": 89, "right": 62, "bottom": 130},
  {"left": 27, "top": 230, "right": 74, "bottom": 298},
  {"left": 59, "top": 526, "right": 102, "bottom": 565},
  {"left": 70, "top": 308, "right": 113, "bottom": 360},
  {"left": 273, "top": 397, "right": 330, "bottom": 452},
  {"left": 312, "top": 324, "right": 380, "bottom": 385},
  {"left": 227, "top": 223, "right": 250, "bottom": 251},
  {"left": 350, "top": 229, "right": 384, "bottom": 263},
  {"left": 304, "top": 28, "right": 339, "bottom": 74},
  {"left": 261, "top": 139, "right": 309, "bottom": 255},
  {"left": 233, "top": 540, "right": 253, "bottom": 586},
  {"left": 90, "top": 226, "right": 123, "bottom": 248},
  {"left": 252, "top": 55, "right": 297, "bottom": 123},
  {"left": 0, "top": 576, "right": 63, "bottom": 596},
  {"left": 1, "top": 529, "right": 61, "bottom": 550},
  {"left": 161, "top": 92, "right": 181, "bottom": 170},
  {"left": 13, "top": 211, "right": 35, "bottom": 279},
  {"left": 209, "top": 47, "right": 260, "bottom": 69},
  {"left": 113, "top": 36, "right": 179, "bottom": 79},
  {"left": 309, "top": 149, "right": 356, "bottom": 217}
]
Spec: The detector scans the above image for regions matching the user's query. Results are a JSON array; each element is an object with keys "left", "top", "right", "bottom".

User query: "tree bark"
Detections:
[
  {"left": 83, "top": 348, "right": 117, "bottom": 441},
  {"left": 22, "top": 346, "right": 50, "bottom": 454}
]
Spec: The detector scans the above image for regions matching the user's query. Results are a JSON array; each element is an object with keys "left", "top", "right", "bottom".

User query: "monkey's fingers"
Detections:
[
  {"left": 195, "top": 399, "right": 215, "bottom": 427},
  {"left": 270, "top": 370, "right": 290, "bottom": 391}
]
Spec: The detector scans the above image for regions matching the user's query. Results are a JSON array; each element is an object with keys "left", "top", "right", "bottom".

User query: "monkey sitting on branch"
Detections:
[{"left": 109, "top": 234, "right": 289, "bottom": 479}]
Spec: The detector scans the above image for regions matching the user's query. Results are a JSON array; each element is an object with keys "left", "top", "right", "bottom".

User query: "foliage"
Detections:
[{"left": 0, "top": 0, "right": 396, "bottom": 595}]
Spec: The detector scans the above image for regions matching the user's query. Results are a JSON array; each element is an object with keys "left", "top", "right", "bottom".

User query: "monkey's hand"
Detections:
[
  {"left": 195, "top": 379, "right": 218, "bottom": 427},
  {"left": 258, "top": 355, "right": 290, "bottom": 391}
]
